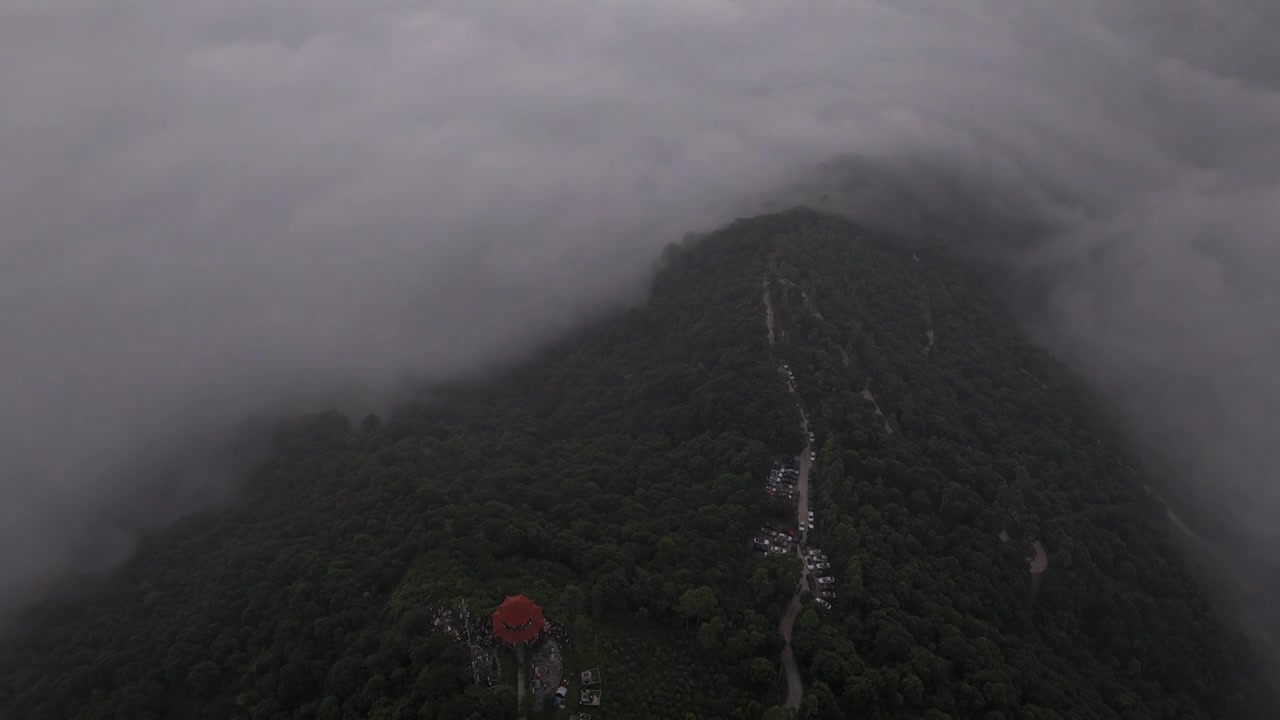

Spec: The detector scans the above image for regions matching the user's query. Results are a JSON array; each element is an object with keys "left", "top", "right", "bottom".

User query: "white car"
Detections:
[
  {"left": 815, "top": 598, "right": 832, "bottom": 610},
  {"left": 807, "top": 510, "right": 814, "bottom": 518},
  {"left": 817, "top": 576, "right": 835, "bottom": 585},
  {"left": 804, "top": 557, "right": 815, "bottom": 569},
  {"left": 770, "top": 546, "right": 786, "bottom": 554},
  {"left": 807, "top": 522, "right": 814, "bottom": 530},
  {"left": 816, "top": 562, "right": 831, "bottom": 570}
]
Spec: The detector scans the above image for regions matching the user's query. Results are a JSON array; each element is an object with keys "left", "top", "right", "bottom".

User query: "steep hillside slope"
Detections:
[
  {"left": 0, "top": 209, "right": 1253, "bottom": 719},
  {"left": 759, "top": 210, "right": 1253, "bottom": 717}
]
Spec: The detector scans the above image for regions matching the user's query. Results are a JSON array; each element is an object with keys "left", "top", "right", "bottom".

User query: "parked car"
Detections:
[
  {"left": 804, "top": 557, "right": 815, "bottom": 569},
  {"left": 820, "top": 590, "right": 835, "bottom": 599},
  {"left": 817, "top": 576, "right": 835, "bottom": 585},
  {"left": 807, "top": 522, "right": 815, "bottom": 530},
  {"left": 770, "top": 546, "right": 786, "bottom": 554},
  {"left": 816, "top": 562, "right": 831, "bottom": 570},
  {"left": 815, "top": 599, "right": 832, "bottom": 610}
]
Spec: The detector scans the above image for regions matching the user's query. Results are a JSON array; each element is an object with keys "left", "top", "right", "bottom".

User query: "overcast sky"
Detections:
[{"left": 2, "top": 0, "right": 1279, "bottom": 625}]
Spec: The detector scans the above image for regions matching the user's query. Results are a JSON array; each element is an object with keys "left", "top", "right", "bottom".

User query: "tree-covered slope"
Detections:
[
  {"left": 759, "top": 211, "right": 1252, "bottom": 718},
  {"left": 0, "top": 208, "right": 1253, "bottom": 719}
]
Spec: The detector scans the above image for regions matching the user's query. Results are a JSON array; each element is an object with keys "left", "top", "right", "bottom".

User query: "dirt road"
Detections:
[
  {"left": 764, "top": 285, "right": 776, "bottom": 345},
  {"left": 779, "top": 574, "right": 809, "bottom": 708},
  {"left": 766, "top": 281, "right": 810, "bottom": 708},
  {"left": 780, "top": 422, "right": 814, "bottom": 709}
]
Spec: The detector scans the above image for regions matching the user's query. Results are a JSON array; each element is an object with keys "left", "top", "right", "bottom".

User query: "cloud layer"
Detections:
[{"left": 2, "top": 0, "right": 1278, "bottom": 642}]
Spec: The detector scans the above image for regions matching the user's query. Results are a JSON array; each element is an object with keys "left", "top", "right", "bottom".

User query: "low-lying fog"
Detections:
[{"left": 2, "top": 1, "right": 1278, "bottom": 671}]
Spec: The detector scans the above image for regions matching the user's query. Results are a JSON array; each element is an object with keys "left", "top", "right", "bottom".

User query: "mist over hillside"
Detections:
[{"left": 2, "top": 0, "right": 1278, "bottom": 658}]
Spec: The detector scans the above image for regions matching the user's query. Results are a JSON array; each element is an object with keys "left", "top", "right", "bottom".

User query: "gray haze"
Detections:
[{"left": 2, "top": 0, "right": 1279, "bottom": 646}]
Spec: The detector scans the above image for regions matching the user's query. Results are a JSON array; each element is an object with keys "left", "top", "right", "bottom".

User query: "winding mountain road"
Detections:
[
  {"left": 765, "top": 277, "right": 811, "bottom": 709},
  {"left": 780, "top": 426, "right": 814, "bottom": 709}
]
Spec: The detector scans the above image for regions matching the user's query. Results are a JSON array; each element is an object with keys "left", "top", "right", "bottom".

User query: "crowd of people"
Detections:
[
  {"left": 419, "top": 604, "right": 583, "bottom": 692},
  {"left": 543, "top": 618, "right": 573, "bottom": 650},
  {"left": 419, "top": 604, "right": 503, "bottom": 688},
  {"left": 461, "top": 617, "right": 501, "bottom": 688}
]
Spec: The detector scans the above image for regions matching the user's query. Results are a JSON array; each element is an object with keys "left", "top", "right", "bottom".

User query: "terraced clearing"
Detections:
[{"left": 574, "top": 632, "right": 745, "bottom": 720}]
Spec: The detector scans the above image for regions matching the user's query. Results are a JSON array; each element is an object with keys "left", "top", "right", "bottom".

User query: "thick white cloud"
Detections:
[{"left": 1, "top": 0, "right": 1278, "bottom": 639}]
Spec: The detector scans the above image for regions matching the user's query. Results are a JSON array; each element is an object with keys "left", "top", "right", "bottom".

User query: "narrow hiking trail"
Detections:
[
  {"left": 1140, "top": 483, "right": 1280, "bottom": 660},
  {"left": 1143, "top": 484, "right": 1200, "bottom": 541},
  {"left": 861, "top": 385, "right": 893, "bottom": 434},
  {"left": 781, "top": 278, "right": 824, "bottom": 322},
  {"left": 1020, "top": 368, "right": 1049, "bottom": 390},
  {"left": 1029, "top": 540, "right": 1050, "bottom": 574},
  {"left": 998, "top": 530, "right": 1051, "bottom": 575},
  {"left": 765, "top": 277, "right": 808, "bottom": 709},
  {"left": 763, "top": 278, "right": 776, "bottom": 346},
  {"left": 919, "top": 285, "right": 935, "bottom": 356},
  {"left": 803, "top": 291, "right": 823, "bottom": 322},
  {"left": 516, "top": 643, "right": 528, "bottom": 720}
]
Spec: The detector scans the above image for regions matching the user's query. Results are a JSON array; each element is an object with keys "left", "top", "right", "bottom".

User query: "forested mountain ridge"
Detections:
[{"left": 0, "top": 208, "right": 1254, "bottom": 719}]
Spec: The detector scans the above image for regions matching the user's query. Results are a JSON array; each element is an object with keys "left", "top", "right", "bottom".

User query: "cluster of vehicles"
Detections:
[
  {"left": 766, "top": 459, "right": 799, "bottom": 499},
  {"left": 805, "top": 548, "right": 836, "bottom": 610},
  {"left": 775, "top": 361, "right": 834, "bottom": 612},
  {"left": 752, "top": 523, "right": 798, "bottom": 555}
]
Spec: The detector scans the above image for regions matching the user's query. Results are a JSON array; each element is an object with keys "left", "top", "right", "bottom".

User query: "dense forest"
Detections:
[{"left": 0, "top": 208, "right": 1257, "bottom": 719}]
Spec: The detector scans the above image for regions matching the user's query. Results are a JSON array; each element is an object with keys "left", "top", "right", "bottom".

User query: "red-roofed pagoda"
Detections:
[{"left": 491, "top": 595, "right": 544, "bottom": 645}]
